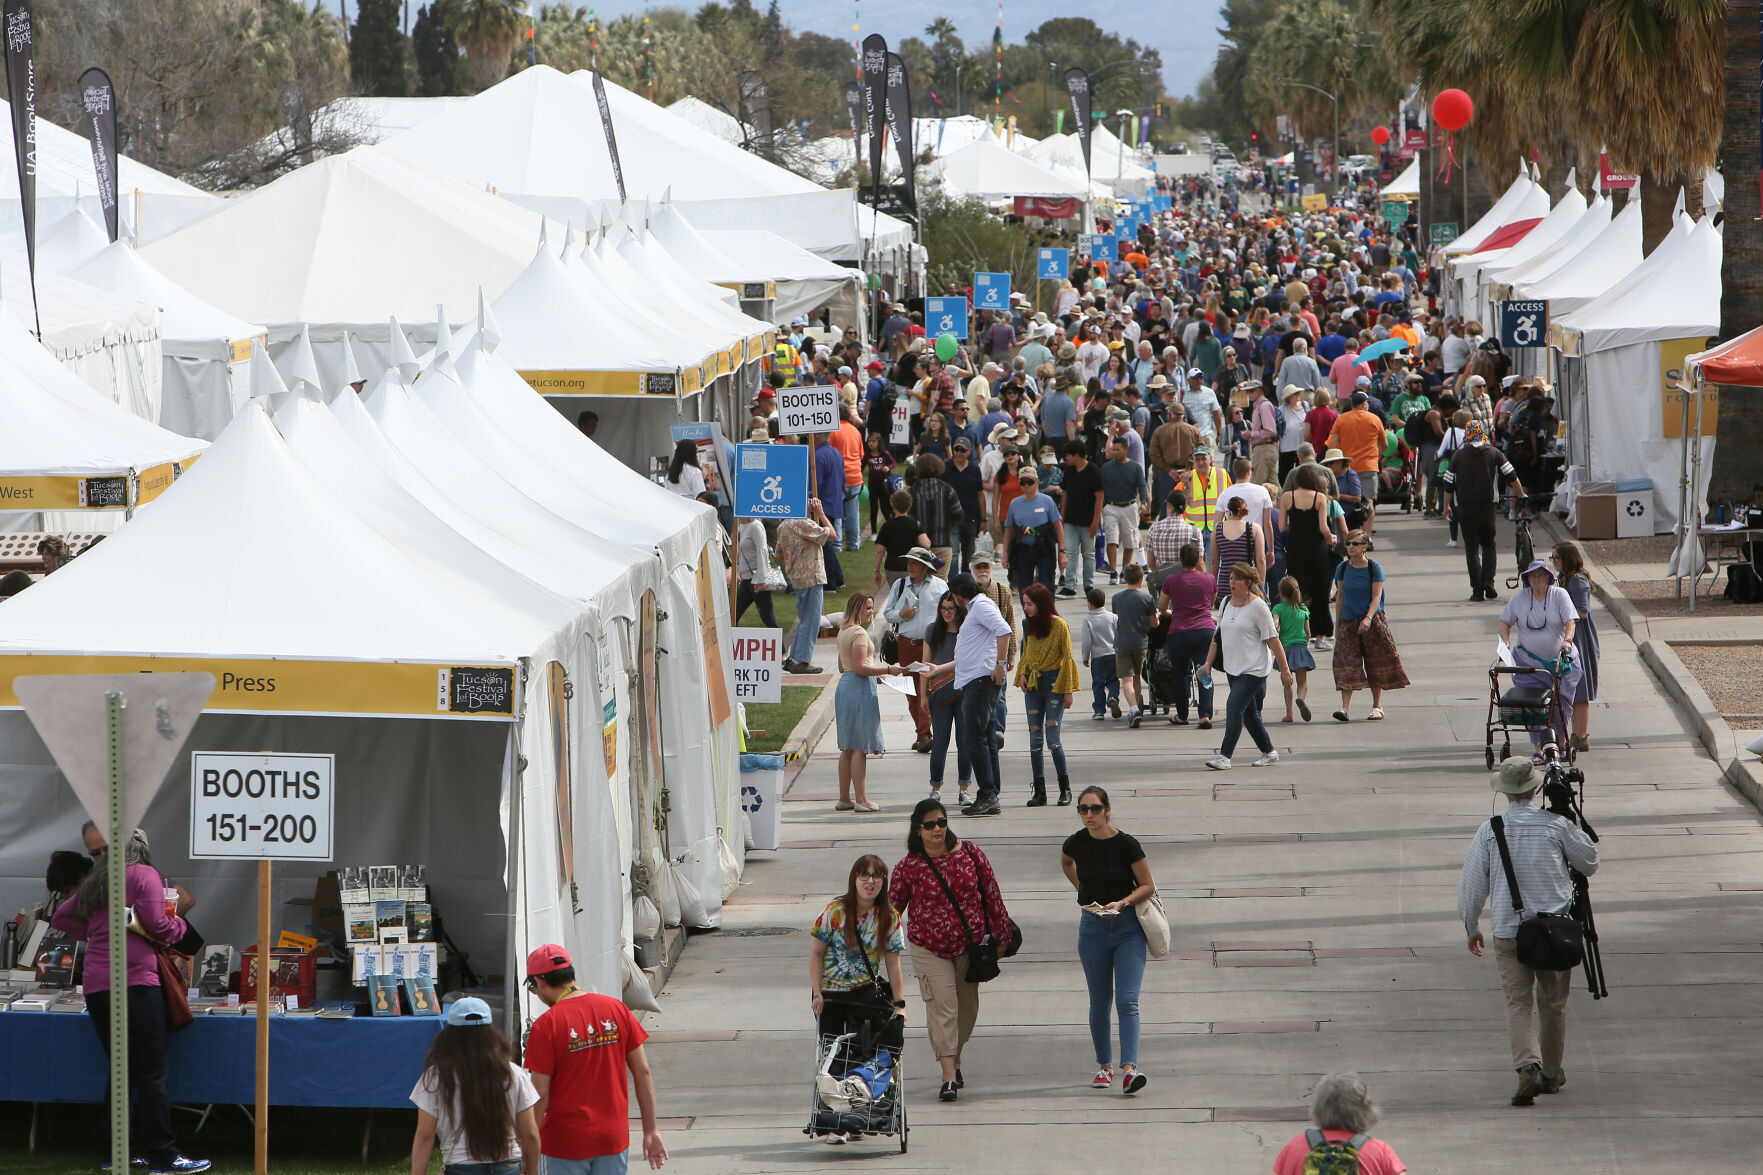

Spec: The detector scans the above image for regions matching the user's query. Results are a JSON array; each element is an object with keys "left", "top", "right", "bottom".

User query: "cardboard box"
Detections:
[{"left": 1576, "top": 494, "right": 1616, "bottom": 540}]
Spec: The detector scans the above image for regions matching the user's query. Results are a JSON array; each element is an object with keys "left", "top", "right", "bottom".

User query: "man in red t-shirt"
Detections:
[{"left": 523, "top": 944, "right": 667, "bottom": 1172}]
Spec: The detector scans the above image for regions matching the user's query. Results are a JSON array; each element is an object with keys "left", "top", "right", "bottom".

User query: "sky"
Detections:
[{"left": 364, "top": 1, "right": 1227, "bottom": 99}]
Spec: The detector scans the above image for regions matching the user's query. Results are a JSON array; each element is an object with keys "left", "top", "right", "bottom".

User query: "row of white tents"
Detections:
[
  {"left": 0, "top": 307, "right": 744, "bottom": 1020},
  {"left": 1440, "top": 164, "right": 1721, "bottom": 531}
]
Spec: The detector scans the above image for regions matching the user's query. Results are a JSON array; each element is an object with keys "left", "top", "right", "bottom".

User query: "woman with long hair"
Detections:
[
  {"left": 889, "top": 799, "right": 1012, "bottom": 1103},
  {"left": 1279, "top": 465, "right": 1335, "bottom": 643},
  {"left": 51, "top": 830, "right": 207, "bottom": 1174},
  {"left": 409, "top": 997, "right": 540, "bottom": 1175},
  {"left": 809, "top": 855, "right": 907, "bottom": 1040},
  {"left": 1061, "top": 786, "right": 1156, "bottom": 1095},
  {"left": 1201, "top": 563, "right": 1294, "bottom": 770},
  {"left": 834, "top": 590, "right": 899, "bottom": 812},
  {"left": 992, "top": 448, "right": 1026, "bottom": 540},
  {"left": 1331, "top": 531, "right": 1409, "bottom": 723},
  {"left": 1552, "top": 542, "right": 1600, "bottom": 752},
  {"left": 917, "top": 412, "right": 951, "bottom": 462},
  {"left": 1015, "top": 583, "right": 1080, "bottom": 807},
  {"left": 665, "top": 439, "right": 705, "bottom": 499},
  {"left": 1100, "top": 351, "right": 1131, "bottom": 394},
  {"left": 923, "top": 594, "right": 972, "bottom": 806},
  {"left": 1210, "top": 495, "right": 1265, "bottom": 603}
]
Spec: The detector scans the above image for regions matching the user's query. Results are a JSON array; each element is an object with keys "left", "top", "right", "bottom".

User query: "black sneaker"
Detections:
[
  {"left": 954, "top": 1067, "right": 965, "bottom": 1089},
  {"left": 961, "top": 797, "right": 1002, "bottom": 816},
  {"left": 939, "top": 1080, "right": 958, "bottom": 1101},
  {"left": 1057, "top": 586, "right": 1078, "bottom": 598},
  {"left": 1109, "top": 699, "right": 1121, "bottom": 719}
]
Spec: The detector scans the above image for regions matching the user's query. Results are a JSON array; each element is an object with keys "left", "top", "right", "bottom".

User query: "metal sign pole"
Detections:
[
  {"left": 256, "top": 861, "right": 271, "bottom": 1175},
  {"left": 105, "top": 690, "right": 129, "bottom": 1175}
]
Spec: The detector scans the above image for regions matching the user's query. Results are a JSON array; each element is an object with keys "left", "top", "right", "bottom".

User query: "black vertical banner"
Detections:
[
  {"left": 4, "top": 0, "right": 39, "bottom": 335},
  {"left": 1064, "top": 67, "right": 1092, "bottom": 178},
  {"left": 885, "top": 53, "right": 913, "bottom": 210},
  {"left": 590, "top": 69, "right": 626, "bottom": 202},
  {"left": 843, "top": 80, "right": 864, "bottom": 141},
  {"left": 860, "top": 34, "right": 887, "bottom": 196},
  {"left": 77, "top": 67, "right": 118, "bottom": 243}
]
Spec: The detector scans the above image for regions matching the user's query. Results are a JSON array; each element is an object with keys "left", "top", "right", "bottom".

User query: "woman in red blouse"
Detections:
[{"left": 888, "top": 798, "right": 1012, "bottom": 1103}]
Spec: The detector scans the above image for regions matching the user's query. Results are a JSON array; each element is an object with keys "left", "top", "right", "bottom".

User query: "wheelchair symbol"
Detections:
[{"left": 760, "top": 476, "right": 783, "bottom": 504}]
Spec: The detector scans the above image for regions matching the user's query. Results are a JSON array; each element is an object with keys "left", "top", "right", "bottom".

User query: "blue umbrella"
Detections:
[{"left": 1359, "top": 338, "right": 1411, "bottom": 362}]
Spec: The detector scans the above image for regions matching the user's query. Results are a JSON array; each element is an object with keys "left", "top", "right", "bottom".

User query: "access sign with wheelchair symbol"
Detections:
[
  {"left": 733, "top": 442, "right": 809, "bottom": 519},
  {"left": 1500, "top": 300, "right": 1548, "bottom": 349}
]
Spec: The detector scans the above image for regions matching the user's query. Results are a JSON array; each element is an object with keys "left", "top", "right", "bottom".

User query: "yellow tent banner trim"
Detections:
[
  {"left": 520, "top": 367, "right": 704, "bottom": 398},
  {"left": 135, "top": 457, "right": 197, "bottom": 506},
  {"left": 0, "top": 475, "right": 89, "bottom": 511},
  {"left": 0, "top": 655, "right": 521, "bottom": 720}
]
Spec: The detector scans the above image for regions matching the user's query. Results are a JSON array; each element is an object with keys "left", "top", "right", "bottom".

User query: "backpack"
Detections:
[
  {"left": 1300, "top": 1128, "right": 1371, "bottom": 1175},
  {"left": 1403, "top": 409, "right": 1432, "bottom": 450},
  {"left": 1272, "top": 399, "right": 1288, "bottom": 442}
]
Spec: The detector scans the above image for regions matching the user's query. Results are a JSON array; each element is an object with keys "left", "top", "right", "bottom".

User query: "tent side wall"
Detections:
[{"left": 1581, "top": 340, "right": 1715, "bottom": 532}]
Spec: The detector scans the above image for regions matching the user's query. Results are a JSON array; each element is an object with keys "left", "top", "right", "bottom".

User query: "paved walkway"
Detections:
[{"left": 642, "top": 509, "right": 1763, "bottom": 1172}]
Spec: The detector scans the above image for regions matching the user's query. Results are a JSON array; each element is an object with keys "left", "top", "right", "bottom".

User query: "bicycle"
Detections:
[{"left": 1504, "top": 492, "right": 1552, "bottom": 590}]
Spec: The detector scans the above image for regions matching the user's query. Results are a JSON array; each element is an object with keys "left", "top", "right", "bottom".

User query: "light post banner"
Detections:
[
  {"left": 886, "top": 52, "right": 914, "bottom": 209},
  {"left": 76, "top": 67, "right": 117, "bottom": 243},
  {"left": 4, "top": 0, "right": 39, "bottom": 334},
  {"left": 861, "top": 34, "right": 888, "bottom": 193},
  {"left": 590, "top": 70, "right": 627, "bottom": 202},
  {"left": 1064, "top": 67, "right": 1092, "bottom": 177}
]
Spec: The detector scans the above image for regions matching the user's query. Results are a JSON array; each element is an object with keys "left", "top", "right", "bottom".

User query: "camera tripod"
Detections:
[{"left": 1539, "top": 744, "right": 1607, "bottom": 999}]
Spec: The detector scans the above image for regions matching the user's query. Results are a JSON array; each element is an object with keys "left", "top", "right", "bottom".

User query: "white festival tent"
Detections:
[
  {"left": 383, "top": 65, "right": 915, "bottom": 274},
  {"left": 1549, "top": 217, "right": 1721, "bottom": 533},
  {"left": 1483, "top": 193, "right": 1611, "bottom": 300},
  {"left": 0, "top": 255, "right": 164, "bottom": 423},
  {"left": 1382, "top": 158, "right": 1421, "bottom": 199},
  {"left": 362, "top": 353, "right": 740, "bottom": 940},
  {"left": 692, "top": 225, "right": 864, "bottom": 329},
  {"left": 70, "top": 241, "right": 268, "bottom": 441},
  {"left": 1452, "top": 175, "right": 1586, "bottom": 329},
  {"left": 1511, "top": 194, "right": 1645, "bottom": 315},
  {"left": 140, "top": 145, "right": 544, "bottom": 392},
  {"left": 34, "top": 208, "right": 112, "bottom": 273},
  {"left": 0, "top": 403, "right": 621, "bottom": 1023},
  {"left": 1442, "top": 168, "right": 1547, "bottom": 257},
  {"left": 1025, "top": 133, "right": 1150, "bottom": 199},
  {"left": 924, "top": 135, "right": 1090, "bottom": 204},
  {"left": 665, "top": 95, "right": 750, "bottom": 146}
]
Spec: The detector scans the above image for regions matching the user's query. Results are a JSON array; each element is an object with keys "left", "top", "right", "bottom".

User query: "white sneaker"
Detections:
[
  {"left": 1253, "top": 751, "right": 1279, "bottom": 767},
  {"left": 929, "top": 788, "right": 942, "bottom": 802},
  {"left": 1205, "top": 755, "right": 1232, "bottom": 770},
  {"left": 1447, "top": 538, "right": 1459, "bottom": 548},
  {"left": 958, "top": 787, "right": 972, "bottom": 806}
]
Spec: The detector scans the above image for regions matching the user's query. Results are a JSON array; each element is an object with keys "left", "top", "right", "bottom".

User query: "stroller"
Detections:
[
  {"left": 1143, "top": 612, "right": 1182, "bottom": 717},
  {"left": 804, "top": 1013, "right": 907, "bottom": 1152},
  {"left": 1375, "top": 437, "right": 1417, "bottom": 513}
]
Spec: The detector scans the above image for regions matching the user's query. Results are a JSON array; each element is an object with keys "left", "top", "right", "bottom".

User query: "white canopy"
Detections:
[
  {"left": 69, "top": 241, "right": 267, "bottom": 442},
  {"left": 925, "top": 135, "right": 1089, "bottom": 203},
  {"left": 0, "top": 258, "right": 164, "bottom": 422},
  {"left": 1453, "top": 177, "right": 1587, "bottom": 327},
  {"left": 1443, "top": 170, "right": 1547, "bottom": 255},
  {"left": 1382, "top": 158, "right": 1421, "bottom": 199},
  {"left": 1556, "top": 215, "right": 1719, "bottom": 355},
  {"left": 1513, "top": 196, "right": 1644, "bottom": 315},
  {"left": 694, "top": 226, "right": 862, "bottom": 324},
  {"left": 1482, "top": 193, "right": 1611, "bottom": 295},
  {"left": 665, "top": 96, "right": 750, "bottom": 146}
]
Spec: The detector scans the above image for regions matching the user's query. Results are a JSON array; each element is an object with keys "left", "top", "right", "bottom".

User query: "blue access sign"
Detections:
[
  {"left": 733, "top": 442, "right": 809, "bottom": 520},
  {"left": 925, "top": 296, "right": 969, "bottom": 340},
  {"left": 1037, "top": 248, "right": 1069, "bottom": 280},
  {"left": 1080, "top": 234, "right": 1117, "bottom": 262},
  {"left": 1500, "top": 300, "right": 1548, "bottom": 349},
  {"left": 973, "top": 271, "right": 1011, "bottom": 311}
]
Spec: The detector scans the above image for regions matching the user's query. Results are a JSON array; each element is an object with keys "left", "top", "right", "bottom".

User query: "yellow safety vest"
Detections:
[
  {"left": 772, "top": 342, "right": 801, "bottom": 382},
  {"left": 1185, "top": 467, "right": 1224, "bottom": 531}
]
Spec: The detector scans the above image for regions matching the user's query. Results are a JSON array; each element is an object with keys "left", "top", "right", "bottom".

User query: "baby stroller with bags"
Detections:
[
  {"left": 1142, "top": 612, "right": 1181, "bottom": 717},
  {"left": 805, "top": 1023, "right": 907, "bottom": 1151}
]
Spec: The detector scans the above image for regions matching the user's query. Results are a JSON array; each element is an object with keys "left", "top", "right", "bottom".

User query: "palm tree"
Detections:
[
  {"left": 1715, "top": 0, "right": 1759, "bottom": 503},
  {"left": 448, "top": 0, "right": 525, "bottom": 92}
]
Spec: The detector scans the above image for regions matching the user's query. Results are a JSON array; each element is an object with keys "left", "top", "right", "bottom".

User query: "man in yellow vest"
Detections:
[
  {"left": 1183, "top": 446, "right": 1226, "bottom": 564},
  {"left": 772, "top": 336, "right": 802, "bottom": 385}
]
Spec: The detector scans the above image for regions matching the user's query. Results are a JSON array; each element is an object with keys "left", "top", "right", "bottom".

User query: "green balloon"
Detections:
[{"left": 935, "top": 333, "right": 959, "bottom": 361}]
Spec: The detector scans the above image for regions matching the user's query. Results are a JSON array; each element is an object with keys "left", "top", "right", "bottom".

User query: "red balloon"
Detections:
[
  {"left": 1432, "top": 88, "right": 1474, "bottom": 132},
  {"left": 1371, "top": 126, "right": 1391, "bottom": 146}
]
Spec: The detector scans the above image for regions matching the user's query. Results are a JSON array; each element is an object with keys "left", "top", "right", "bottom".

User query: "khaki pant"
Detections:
[
  {"left": 910, "top": 942, "right": 979, "bottom": 1060},
  {"left": 1250, "top": 443, "right": 1280, "bottom": 486},
  {"left": 1494, "top": 936, "right": 1573, "bottom": 1080}
]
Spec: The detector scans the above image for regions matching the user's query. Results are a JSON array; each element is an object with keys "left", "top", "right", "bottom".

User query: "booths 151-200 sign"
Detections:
[{"left": 189, "top": 752, "right": 336, "bottom": 862}]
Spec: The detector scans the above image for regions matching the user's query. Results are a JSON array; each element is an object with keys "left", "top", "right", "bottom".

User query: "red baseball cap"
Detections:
[
  {"left": 525, "top": 943, "right": 573, "bottom": 977},
  {"left": 753, "top": 388, "right": 776, "bottom": 401},
  {"left": 866, "top": 360, "right": 885, "bottom": 372}
]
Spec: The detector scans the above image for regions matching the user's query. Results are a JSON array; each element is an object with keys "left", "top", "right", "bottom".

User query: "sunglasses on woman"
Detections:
[
  {"left": 1075, "top": 803, "right": 1106, "bottom": 814},
  {"left": 919, "top": 817, "right": 948, "bottom": 830},
  {"left": 857, "top": 872, "right": 887, "bottom": 882}
]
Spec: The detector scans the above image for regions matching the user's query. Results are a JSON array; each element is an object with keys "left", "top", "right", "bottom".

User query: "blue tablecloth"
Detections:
[{"left": 0, "top": 1010, "right": 444, "bottom": 1107}]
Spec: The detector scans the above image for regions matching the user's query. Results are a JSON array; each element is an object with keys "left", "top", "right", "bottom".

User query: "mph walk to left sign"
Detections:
[{"left": 732, "top": 628, "right": 784, "bottom": 703}]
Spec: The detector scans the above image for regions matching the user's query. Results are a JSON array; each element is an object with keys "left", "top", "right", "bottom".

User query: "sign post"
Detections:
[
  {"left": 731, "top": 628, "right": 785, "bottom": 703},
  {"left": 1429, "top": 222, "right": 1459, "bottom": 246},
  {"left": 12, "top": 673, "right": 216, "bottom": 1175},
  {"left": 1499, "top": 300, "right": 1548, "bottom": 350}
]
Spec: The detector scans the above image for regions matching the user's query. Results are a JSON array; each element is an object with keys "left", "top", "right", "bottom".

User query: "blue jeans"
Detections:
[
  {"left": 822, "top": 539, "right": 845, "bottom": 590},
  {"left": 1062, "top": 522, "right": 1096, "bottom": 590},
  {"left": 952, "top": 517, "right": 979, "bottom": 576},
  {"left": 1022, "top": 669, "right": 1068, "bottom": 780},
  {"left": 541, "top": 1155, "right": 627, "bottom": 1175},
  {"left": 1090, "top": 653, "right": 1119, "bottom": 714},
  {"left": 842, "top": 485, "right": 863, "bottom": 550},
  {"left": 1221, "top": 671, "right": 1273, "bottom": 758},
  {"left": 958, "top": 676, "right": 1003, "bottom": 800},
  {"left": 447, "top": 1161, "right": 522, "bottom": 1175},
  {"left": 929, "top": 680, "right": 970, "bottom": 788},
  {"left": 789, "top": 585, "right": 823, "bottom": 664},
  {"left": 1077, "top": 906, "right": 1147, "bottom": 1067},
  {"left": 1164, "top": 628, "right": 1215, "bottom": 721}
]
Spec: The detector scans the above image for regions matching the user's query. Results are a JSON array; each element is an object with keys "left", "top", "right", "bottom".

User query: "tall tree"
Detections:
[
  {"left": 448, "top": 0, "right": 524, "bottom": 92},
  {"left": 412, "top": 0, "right": 469, "bottom": 96},
  {"left": 350, "top": 0, "right": 409, "bottom": 97},
  {"left": 1715, "top": 0, "right": 1759, "bottom": 501}
]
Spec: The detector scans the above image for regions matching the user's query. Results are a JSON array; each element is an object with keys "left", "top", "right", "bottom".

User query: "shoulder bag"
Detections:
[
  {"left": 1490, "top": 816, "right": 1584, "bottom": 972},
  {"left": 1137, "top": 892, "right": 1171, "bottom": 959}
]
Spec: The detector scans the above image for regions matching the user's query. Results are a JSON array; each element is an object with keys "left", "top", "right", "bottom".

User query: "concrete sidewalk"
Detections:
[{"left": 640, "top": 509, "right": 1763, "bottom": 1173}]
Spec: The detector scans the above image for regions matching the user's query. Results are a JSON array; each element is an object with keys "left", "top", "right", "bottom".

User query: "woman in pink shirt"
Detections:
[
  {"left": 1272, "top": 1072, "right": 1406, "bottom": 1174},
  {"left": 1305, "top": 389, "right": 1339, "bottom": 455},
  {"left": 52, "top": 829, "right": 208, "bottom": 1175}
]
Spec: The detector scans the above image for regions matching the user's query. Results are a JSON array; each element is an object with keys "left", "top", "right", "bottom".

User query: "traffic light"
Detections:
[
  {"left": 1250, "top": 132, "right": 1258, "bottom": 141},
  {"left": 1155, "top": 101, "right": 1162, "bottom": 118}
]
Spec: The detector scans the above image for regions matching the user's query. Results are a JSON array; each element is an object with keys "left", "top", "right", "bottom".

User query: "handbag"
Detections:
[
  {"left": 922, "top": 845, "right": 1020, "bottom": 983},
  {"left": 1490, "top": 816, "right": 1584, "bottom": 972},
  {"left": 1137, "top": 893, "right": 1171, "bottom": 959},
  {"left": 156, "top": 947, "right": 195, "bottom": 1031}
]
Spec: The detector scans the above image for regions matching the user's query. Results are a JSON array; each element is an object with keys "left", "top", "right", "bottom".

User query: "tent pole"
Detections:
[
  {"left": 1678, "top": 384, "right": 1694, "bottom": 607},
  {"left": 504, "top": 724, "right": 524, "bottom": 1035}
]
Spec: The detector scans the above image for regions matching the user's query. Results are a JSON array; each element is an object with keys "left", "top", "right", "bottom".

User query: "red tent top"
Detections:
[
  {"left": 1473, "top": 217, "right": 1544, "bottom": 254},
  {"left": 1687, "top": 323, "right": 1763, "bottom": 387}
]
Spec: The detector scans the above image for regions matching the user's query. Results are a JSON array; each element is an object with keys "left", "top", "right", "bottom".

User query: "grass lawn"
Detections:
[
  {"left": 1, "top": 1101, "right": 426, "bottom": 1174},
  {"left": 740, "top": 684, "right": 821, "bottom": 753},
  {"left": 738, "top": 545, "right": 892, "bottom": 639}
]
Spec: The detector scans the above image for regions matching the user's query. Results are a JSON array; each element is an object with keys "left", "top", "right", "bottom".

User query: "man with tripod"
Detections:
[{"left": 1457, "top": 757, "right": 1600, "bottom": 1106}]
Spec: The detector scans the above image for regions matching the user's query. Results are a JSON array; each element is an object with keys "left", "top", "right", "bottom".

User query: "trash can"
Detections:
[
  {"left": 739, "top": 753, "right": 786, "bottom": 851},
  {"left": 1612, "top": 477, "right": 1654, "bottom": 538}
]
